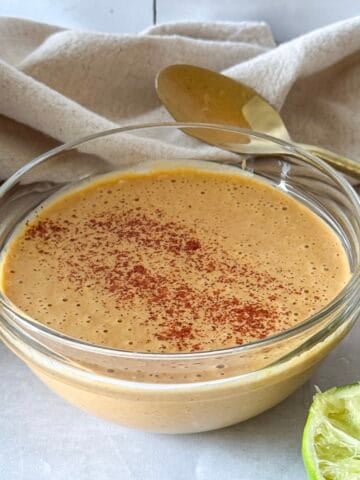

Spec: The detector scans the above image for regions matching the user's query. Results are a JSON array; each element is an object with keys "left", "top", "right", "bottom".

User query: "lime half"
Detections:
[{"left": 302, "top": 383, "right": 360, "bottom": 479}]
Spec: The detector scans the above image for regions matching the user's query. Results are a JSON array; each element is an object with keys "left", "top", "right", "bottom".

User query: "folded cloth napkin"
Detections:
[{"left": 0, "top": 16, "right": 359, "bottom": 179}]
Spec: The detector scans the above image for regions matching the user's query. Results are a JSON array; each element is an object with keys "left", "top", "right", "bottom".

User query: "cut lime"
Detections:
[{"left": 302, "top": 383, "right": 360, "bottom": 479}]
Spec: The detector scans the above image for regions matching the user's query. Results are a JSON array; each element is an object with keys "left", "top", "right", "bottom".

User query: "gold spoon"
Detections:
[{"left": 156, "top": 64, "right": 360, "bottom": 179}]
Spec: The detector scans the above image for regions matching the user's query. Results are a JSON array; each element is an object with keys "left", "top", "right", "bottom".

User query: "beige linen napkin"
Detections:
[{"left": 0, "top": 16, "right": 359, "bottom": 179}]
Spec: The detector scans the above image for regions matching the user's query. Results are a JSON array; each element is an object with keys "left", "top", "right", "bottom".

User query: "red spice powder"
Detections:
[{"left": 24, "top": 208, "right": 303, "bottom": 351}]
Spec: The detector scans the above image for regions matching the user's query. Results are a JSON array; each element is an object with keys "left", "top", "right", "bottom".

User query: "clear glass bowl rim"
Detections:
[{"left": 0, "top": 121, "right": 359, "bottom": 362}]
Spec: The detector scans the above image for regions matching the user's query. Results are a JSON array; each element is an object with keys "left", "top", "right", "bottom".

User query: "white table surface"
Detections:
[{"left": 0, "top": 2, "right": 359, "bottom": 479}]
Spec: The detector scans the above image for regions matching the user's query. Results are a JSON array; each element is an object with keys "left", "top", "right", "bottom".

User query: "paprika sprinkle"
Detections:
[{"left": 1, "top": 167, "right": 350, "bottom": 353}]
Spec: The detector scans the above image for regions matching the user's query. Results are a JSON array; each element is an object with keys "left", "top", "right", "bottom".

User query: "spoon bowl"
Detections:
[{"left": 156, "top": 64, "right": 360, "bottom": 179}]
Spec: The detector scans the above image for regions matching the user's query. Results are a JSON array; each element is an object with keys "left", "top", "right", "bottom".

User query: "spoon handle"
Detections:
[{"left": 299, "top": 143, "right": 360, "bottom": 180}]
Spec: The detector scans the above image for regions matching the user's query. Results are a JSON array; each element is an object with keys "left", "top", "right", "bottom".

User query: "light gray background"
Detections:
[
  {"left": 0, "top": 2, "right": 359, "bottom": 479},
  {"left": 0, "top": 0, "right": 359, "bottom": 40}
]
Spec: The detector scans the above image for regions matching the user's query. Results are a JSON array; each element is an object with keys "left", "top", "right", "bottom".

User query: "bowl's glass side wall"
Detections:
[
  {"left": 0, "top": 125, "right": 359, "bottom": 387},
  {"left": 0, "top": 301, "right": 356, "bottom": 433}
]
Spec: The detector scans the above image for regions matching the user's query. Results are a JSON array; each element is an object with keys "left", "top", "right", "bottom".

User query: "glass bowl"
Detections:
[{"left": 0, "top": 123, "right": 359, "bottom": 434}]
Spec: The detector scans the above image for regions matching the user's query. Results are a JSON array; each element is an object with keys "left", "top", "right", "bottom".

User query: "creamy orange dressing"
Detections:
[{"left": 1, "top": 168, "right": 350, "bottom": 353}]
